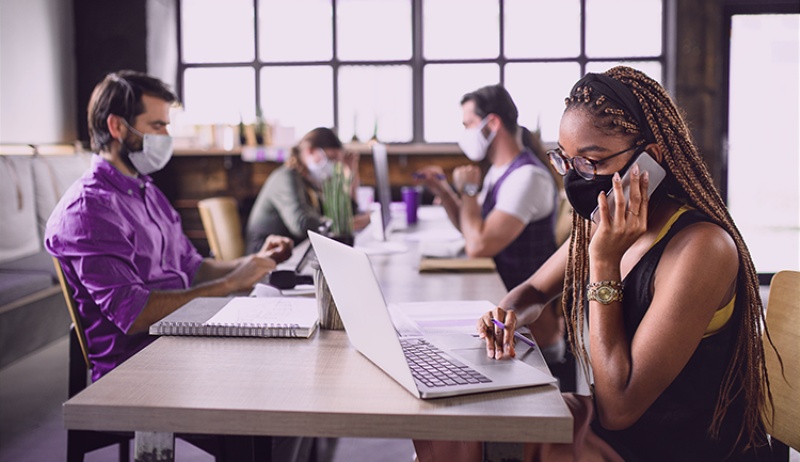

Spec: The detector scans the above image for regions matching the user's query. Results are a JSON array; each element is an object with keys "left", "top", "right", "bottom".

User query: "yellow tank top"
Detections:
[{"left": 649, "top": 205, "right": 734, "bottom": 338}]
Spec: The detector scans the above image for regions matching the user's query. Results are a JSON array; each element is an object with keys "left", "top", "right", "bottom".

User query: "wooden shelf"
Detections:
[{"left": 173, "top": 142, "right": 462, "bottom": 158}]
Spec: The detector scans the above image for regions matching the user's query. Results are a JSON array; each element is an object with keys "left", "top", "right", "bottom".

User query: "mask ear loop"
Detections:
[
  {"left": 119, "top": 117, "right": 145, "bottom": 139},
  {"left": 482, "top": 116, "right": 498, "bottom": 147}
]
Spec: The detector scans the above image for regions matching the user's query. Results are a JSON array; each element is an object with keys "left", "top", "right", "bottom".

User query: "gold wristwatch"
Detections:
[{"left": 586, "top": 280, "right": 623, "bottom": 304}]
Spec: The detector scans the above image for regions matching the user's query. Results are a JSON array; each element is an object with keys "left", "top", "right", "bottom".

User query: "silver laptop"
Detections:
[{"left": 308, "top": 231, "right": 556, "bottom": 399}]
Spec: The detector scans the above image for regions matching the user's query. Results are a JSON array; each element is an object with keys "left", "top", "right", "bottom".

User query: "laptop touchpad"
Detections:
[{"left": 450, "top": 348, "right": 519, "bottom": 367}]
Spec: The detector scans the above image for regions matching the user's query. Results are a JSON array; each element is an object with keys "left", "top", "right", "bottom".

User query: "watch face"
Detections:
[
  {"left": 597, "top": 286, "right": 615, "bottom": 303},
  {"left": 463, "top": 183, "right": 479, "bottom": 197}
]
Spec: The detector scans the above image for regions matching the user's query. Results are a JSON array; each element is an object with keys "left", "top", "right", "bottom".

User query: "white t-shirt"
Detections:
[{"left": 479, "top": 161, "right": 556, "bottom": 225}]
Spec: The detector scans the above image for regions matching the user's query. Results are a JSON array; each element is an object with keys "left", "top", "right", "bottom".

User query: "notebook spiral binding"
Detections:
[{"left": 154, "top": 321, "right": 303, "bottom": 337}]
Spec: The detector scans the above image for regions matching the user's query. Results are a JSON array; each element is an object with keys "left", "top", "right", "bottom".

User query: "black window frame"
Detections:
[
  {"left": 176, "top": 0, "right": 667, "bottom": 143},
  {"left": 721, "top": 0, "right": 800, "bottom": 285}
]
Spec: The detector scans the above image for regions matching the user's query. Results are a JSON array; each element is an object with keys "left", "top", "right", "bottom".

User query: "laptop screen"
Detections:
[
  {"left": 371, "top": 143, "right": 392, "bottom": 241},
  {"left": 294, "top": 244, "right": 316, "bottom": 274}
]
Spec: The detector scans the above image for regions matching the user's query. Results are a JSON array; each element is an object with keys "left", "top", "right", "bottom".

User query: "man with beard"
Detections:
[{"left": 45, "top": 71, "right": 317, "bottom": 460}]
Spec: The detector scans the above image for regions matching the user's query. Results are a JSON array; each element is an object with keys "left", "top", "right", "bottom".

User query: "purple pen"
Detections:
[
  {"left": 412, "top": 172, "right": 446, "bottom": 180},
  {"left": 491, "top": 319, "right": 537, "bottom": 349}
]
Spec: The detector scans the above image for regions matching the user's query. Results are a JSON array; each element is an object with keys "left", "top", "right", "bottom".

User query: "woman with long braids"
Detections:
[{"left": 414, "top": 66, "right": 775, "bottom": 461}]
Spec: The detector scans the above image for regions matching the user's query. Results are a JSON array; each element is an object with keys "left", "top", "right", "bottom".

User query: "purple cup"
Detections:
[{"left": 401, "top": 186, "right": 419, "bottom": 225}]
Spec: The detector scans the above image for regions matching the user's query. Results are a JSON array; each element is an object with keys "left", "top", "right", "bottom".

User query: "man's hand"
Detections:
[
  {"left": 452, "top": 165, "right": 481, "bottom": 195},
  {"left": 258, "top": 235, "right": 293, "bottom": 263},
  {"left": 224, "top": 255, "right": 277, "bottom": 293},
  {"left": 413, "top": 165, "right": 450, "bottom": 197}
]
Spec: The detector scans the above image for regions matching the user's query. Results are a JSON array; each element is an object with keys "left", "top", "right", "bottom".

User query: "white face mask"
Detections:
[
  {"left": 457, "top": 116, "right": 497, "bottom": 162},
  {"left": 121, "top": 119, "right": 174, "bottom": 175},
  {"left": 305, "top": 149, "right": 334, "bottom": 184}
]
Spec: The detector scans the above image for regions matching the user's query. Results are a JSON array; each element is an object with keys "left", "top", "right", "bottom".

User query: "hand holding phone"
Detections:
[{"left": 591, "top": 151, "right": 666, "bottom": 224}]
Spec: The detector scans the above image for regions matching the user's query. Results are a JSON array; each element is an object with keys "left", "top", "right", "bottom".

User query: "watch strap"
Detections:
[{"left": 462, "top": 182, "right": 480, "bottom": 197}]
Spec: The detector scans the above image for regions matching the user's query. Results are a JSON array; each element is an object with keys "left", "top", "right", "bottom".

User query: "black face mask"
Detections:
[{"left": 563, "top": 150, "right": 640, "bottom": 220}]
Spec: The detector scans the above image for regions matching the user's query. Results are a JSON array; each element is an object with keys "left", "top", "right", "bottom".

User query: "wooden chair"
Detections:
[
  {"left": 54, "top": 257, "right": 273, "bottom": 461},
  {"left": 764, "top": 270, "right": 799, "bottom": 461},
  {"left": 53, "top": 257, "right": 132, "bottom": 462},
  {"left": 198, "top": 197, "right": 245, "bottom": 261}
]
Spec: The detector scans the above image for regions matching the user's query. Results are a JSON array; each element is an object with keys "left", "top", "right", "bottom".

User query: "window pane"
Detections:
[
  {"left": 504, "top": 63, "right": 581, "bottom": 143},
  {"left": 585, "top": 61, "right": 663, "bottom": 85},
  {"left": 338, "top": 66, "right": 412, "bottom": 143},
  {"left": 504, "top": 0, "right": 580, "bottom": 59},
  {"left": 424, "top": 0, "right": 499, "bottom": 60},
  {"left": 181, "top": 0, "right": 254, "bottom": 63},
  {"left": 728, "top": 14, "right": 800, "bottom": 273},
  {"left": 424, "top": 64, "right": 500, "bottom": 142},
  {"left": 585, "top": 0, "right": 662, "bottom": 58},
  {"left": 261, "top": 66, "right": 333, "bottom": 141},
  {"left": 337, "top": 0, "right": 411, "bottom": 61},
  {"left": 259, "top": 0, "right": 332, "bottom": 62},
  {"left": 182, "top": 68, "right": 255, "bottom": 124}
]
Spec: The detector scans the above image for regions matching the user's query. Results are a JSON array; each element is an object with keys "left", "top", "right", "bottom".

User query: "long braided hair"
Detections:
[{"left": 561, "top": 66, "right": 773, "bottom": 451}]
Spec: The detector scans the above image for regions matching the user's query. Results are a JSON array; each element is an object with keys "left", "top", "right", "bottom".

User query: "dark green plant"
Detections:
[
  {"left": 254, "top": 106, "right": 266, "bottom": 145},
  {"left": 321, "top": 163, "right": 353, "bottom": 237}
]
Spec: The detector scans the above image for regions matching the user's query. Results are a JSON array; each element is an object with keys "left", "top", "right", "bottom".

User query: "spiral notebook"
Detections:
[{"left": 150, "top": 296, "right": 319, "bottom": 338}]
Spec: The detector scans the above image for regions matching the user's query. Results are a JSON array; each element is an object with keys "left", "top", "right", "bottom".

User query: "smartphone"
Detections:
[{"left": 591, "top": 151, "right": 667, "bottom": 224}]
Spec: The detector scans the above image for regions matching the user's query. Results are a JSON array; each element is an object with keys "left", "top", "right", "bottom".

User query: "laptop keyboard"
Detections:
[{"left": 400, "top": 338, "right": 492, "bottom": 388}]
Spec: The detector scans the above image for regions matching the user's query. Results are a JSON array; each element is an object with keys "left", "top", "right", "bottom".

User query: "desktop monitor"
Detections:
[{"left": 371, "top": 142, "right": 392, "bottom": 241}]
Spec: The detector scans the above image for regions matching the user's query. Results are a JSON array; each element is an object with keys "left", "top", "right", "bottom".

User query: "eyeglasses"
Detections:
[{"left": 547, "top": 144, "right": 640, "bottom": 180}]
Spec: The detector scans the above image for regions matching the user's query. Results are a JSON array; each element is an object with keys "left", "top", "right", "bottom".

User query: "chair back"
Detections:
[
  {"left": 53, "top": 257, "right": 90, "bottom": 368},
  {"left": 764, "top": 270, "right": 799, "bottom": 453},
  {"left": 198, "top": 196, "right": 245, "bottom": 261},
  {"left": 554, "top": 190, "right": 573, "bottom": 246}
]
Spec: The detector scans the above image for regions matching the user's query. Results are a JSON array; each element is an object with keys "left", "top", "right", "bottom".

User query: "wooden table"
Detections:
[{"left": 63, "top": 207, "right": 573, "bottom": 461}]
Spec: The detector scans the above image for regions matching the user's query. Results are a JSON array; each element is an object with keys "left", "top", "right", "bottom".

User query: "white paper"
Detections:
[
  {"left": 418, "top": 238, "right": 465, "bottom": 258},
  {"left": 279, "top": 285, "right": 316, "bottom": 296},
  {"left": 250, "top": 282, "right": 316, "bottom": 298},
  {"left": 249, "top": 283, "right": 282, "bottom": 298},
  {"left": 205, "top": 297, "right": 318, "bottom": 327}
]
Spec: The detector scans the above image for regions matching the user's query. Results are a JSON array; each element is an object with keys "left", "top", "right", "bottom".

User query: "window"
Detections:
[
  {"left": 726, "top": 13, "right": 800, "bottom": 275},
  {"left": 177, "top": 0, "right": 664, "bottom": 143}
]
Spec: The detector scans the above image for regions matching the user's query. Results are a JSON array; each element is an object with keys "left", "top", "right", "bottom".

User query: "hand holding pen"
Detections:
[
  {"left": 477, "top": 307, "right": 530, "bottom": 360},
  {"left": 412, "top": 172, "right": 446, "bottom": 181},
  {"left": 412, "top": 166, "right": 449, "bottom": 198},
  {"left": 492, "top": 319, "right": 536, "bottom": 349}
]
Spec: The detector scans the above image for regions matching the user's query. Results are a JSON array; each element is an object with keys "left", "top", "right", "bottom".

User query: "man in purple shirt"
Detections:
[
  {"left": 45, "top": 71, "right": 292, "bottom": 381},
  {"left": 46, "top": 71, "right": 327, "bottom": 461}
]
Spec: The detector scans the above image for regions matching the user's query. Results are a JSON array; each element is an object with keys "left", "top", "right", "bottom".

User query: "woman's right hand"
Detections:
[{"left": 477, "top": 306, "right": 519, "bottom": 360}]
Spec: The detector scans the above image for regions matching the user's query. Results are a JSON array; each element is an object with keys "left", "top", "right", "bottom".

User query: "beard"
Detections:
[{"left": 118, "top": 132, "right": 143, "bottom": 174}]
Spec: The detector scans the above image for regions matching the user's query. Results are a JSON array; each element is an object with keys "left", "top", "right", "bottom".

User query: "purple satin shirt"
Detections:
[{"left": 45, "top": 155, "right": 203, "bottom": 381}]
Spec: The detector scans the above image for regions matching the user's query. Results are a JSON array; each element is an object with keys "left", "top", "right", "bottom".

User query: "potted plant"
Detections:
[{"left": 321, "top": 162, "right": 354, "bottom": 246}]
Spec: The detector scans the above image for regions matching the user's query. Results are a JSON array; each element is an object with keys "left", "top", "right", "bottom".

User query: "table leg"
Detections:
[
  {"left": 134, "top": 431, "right": 175, "bottom": 462},
  {"left": 484, "top": 442, "right": 524, "bottom": 462}
]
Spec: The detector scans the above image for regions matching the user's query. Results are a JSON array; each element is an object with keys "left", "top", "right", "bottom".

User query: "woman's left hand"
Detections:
[
  {"left": 343, "top": 150, "right": 359, "bottom": 174},
  {"left": 353, "top": 212, "right": 371, "bottom": 231},
  {"left": 589, "top": 163, "right": 650, "bottom": 262}
]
